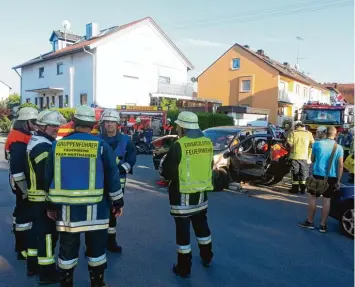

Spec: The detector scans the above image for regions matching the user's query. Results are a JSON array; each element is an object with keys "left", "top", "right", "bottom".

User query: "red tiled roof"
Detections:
[
  {"left": 198, "top": 43, "right": 327, "bottom": 91},
  {"left": 13, "top": 17, "right": 152, "bottom": 69}
]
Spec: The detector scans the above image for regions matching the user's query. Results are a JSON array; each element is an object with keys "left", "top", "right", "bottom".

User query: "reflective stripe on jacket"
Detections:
[
  {"left": 48, "top": 133, "right": 105, "bottom": 205},
  {"left": 26, "top": 133, "right": 53, "bottom": 202}
]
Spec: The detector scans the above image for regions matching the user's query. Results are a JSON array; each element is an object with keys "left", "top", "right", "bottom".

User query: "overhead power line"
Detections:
[{"left": 163, "top": 0, "right": 352, "bottom": 31}]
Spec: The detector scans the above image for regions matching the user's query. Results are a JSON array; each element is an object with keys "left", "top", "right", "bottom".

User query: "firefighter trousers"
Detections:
[
  {"left": 27, "top": 202, "right": 57, "bottom": 272},
  {"left": 108, "top": 183, "right": 125, "bottom": 237},
  {"left": 174, "top": 210, "right": 213, "bottom": 273},
  {"left": 14, "top": 192, "right": 31, "bottom": 258},
  {"left": 291, "top": 159, "right": 309, "bottom": 193},
  {"left": 58, "top": 229, "right": 108, "bottom": 274}
]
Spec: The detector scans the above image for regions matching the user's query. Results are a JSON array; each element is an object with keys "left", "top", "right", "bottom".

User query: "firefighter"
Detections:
[
  {"left": 316, "top": 126, "right": 327, "bottom": 140},
  {"left": 287, "top": 122, "right": 315, "bottom": 194},
  {"left": 44, "top": 105, "right": 124, "bottom": 287},
  {"left": 6, "top": 107, "right": 38, "bottom": 260},
  {"left": 25, "top": 110, "right": 66, "bottom": 283},
  {"left": 337, "top": 124, "right": 352, "bottom": 160},
  {"left": 99, "top": 109, "right": 136, "bottom": 253},
  {"left": 162, "top": 118, "right": 174, "bottom": 135},
  {"left": 132, "top": 117, "right": 144, "bottom": 133},
  {"left": 161, "top": 111, "right": 214, "bottom": 278}
]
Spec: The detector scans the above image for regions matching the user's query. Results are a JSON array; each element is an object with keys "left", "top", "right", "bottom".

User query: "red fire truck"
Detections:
[
  {"left": 57, "top": 106, "right": 168, "bottom": 139},
  {"left": 301, "top": 102, "right": 346, "bottom": 134}
]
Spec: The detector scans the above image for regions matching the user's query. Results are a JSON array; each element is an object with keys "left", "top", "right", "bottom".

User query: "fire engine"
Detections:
[
  {"left": 57, "top": 106, "right": 168, "bottom": 139},
  {"left": 300, "top": 101, "right": 353, "bottom": 134}
]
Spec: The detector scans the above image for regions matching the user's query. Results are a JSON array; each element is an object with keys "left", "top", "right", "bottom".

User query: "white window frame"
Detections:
[
  {"left": 231, "top": 58, "right": 240, "bottom": 70},
  {"left": 158, "top": 76, "right": 171, "bottom": 84},
  {"left": 241, "top": 80, "right": 251, "bottom": 92}
]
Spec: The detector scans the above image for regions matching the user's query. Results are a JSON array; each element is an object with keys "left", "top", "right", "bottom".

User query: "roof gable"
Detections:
[
  {"left": 14, "top": 17, "right": 193, "bottom": 70},
  {"left": 198, "top": 42, "right": 326, "bottom": 91},
  {"left": 49, "top": 30, "right": 82, "bottom": 43}
]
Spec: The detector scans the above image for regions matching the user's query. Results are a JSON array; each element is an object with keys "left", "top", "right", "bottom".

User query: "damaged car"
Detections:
[{"left": 151, "top": 126, "right": 291, "bottom": 191}]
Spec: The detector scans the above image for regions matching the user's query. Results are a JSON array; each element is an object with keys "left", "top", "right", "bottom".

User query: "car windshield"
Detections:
[
  {"left": 203, "top": 129, "right": 238, "bottom": 151},
  {"left": 302, "top": 109, "right": 342, "bottom": 124}
]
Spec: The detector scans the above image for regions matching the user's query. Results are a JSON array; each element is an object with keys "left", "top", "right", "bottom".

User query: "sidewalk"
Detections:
[{"left": 0, "top": 133, "right": 7, "bottom": 144}]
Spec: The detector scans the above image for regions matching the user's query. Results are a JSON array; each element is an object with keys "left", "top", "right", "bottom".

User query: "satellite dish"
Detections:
[{"left": 62, "top": 20, "right": 71, "bottom": 30}]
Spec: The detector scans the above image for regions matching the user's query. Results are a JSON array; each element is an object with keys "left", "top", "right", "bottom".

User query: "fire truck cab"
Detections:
[{"left": 300, "top": 101, "right": 348, "bottom": 134}]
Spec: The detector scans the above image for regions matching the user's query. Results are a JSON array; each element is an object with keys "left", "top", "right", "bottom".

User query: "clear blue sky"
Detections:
[{"left": 0, "top": 0, "right": 353, "bottom": 93}]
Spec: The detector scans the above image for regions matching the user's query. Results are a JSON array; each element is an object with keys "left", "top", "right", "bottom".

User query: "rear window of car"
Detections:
[{"left": 203, "top": 130, "right": 238, "bottom": 151}]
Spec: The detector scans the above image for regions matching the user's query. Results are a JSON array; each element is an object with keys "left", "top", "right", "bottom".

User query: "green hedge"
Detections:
[
  {"left": 167, "top": 110, "right": 233, "bottom": 130},
  {"left": 50, "top": 108, "right": 75, "bottom": 121}
]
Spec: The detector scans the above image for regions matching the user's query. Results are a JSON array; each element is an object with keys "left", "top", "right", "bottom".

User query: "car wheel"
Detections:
[{"left": 339, "top": 202, "right": 354, "bottom": 239}]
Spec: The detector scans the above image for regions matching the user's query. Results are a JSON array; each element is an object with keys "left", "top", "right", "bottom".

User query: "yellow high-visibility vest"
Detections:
[
  {"left": 287, "top": 128, "right": 314, "bottom": 160},
  {"left": 177, "top": 136, "right": 214, "bottom": 194}
]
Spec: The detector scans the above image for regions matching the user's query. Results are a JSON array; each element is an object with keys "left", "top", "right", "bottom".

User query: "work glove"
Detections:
[{"left": 118, "top": 165, "right": 127, "bottom": 174}]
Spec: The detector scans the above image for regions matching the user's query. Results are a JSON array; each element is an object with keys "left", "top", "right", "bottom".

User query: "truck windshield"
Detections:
[{"left": 302, "top": 109, "right": 342, "bottom": 124}]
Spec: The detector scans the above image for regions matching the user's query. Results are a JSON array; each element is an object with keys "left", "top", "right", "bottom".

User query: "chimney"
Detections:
[
  {"left": 244, "top": 45, "right": 250, "bottom": 49},
  {"left": 283, "top": 62, "right": 290, "bottom": 68},
  {"left": 86, "top": 23, "right": 99, "bottom": 39},
  {"left": 256, "top": 49, "right": 265, "bottom": 56}
]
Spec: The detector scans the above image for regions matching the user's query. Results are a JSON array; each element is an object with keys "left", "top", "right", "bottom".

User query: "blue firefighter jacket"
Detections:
[
  {"left": 25, "top": 131, "right": 56, "bottom": 202},
  {"left": 44, "top": 132, "right": 123, "bottom": 233},
  {"left": 100, "top": 133, "right": 137, "bottom": 190}
]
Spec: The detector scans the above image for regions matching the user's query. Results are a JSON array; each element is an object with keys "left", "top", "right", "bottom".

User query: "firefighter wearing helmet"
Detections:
[
  {"left": 162, "top": 118, "right": 174, "bottom": 135},
  {"left": 337, "top": 124, "right": 352, "bottom": 159},
  {"left": 161, "top": 111, "right": 214, "bottom": 278},
  {"left": 44, "top": 105, "right": 124, "bottom": 286},
  {"left": 5, "top": 107, "right": 38, "bottom": 261},
  {"left": 25, "top": 110, "right": 66, "bottom": 283},
  {"left": 99, "top": 109, "right": 136, "bottom": 253}
]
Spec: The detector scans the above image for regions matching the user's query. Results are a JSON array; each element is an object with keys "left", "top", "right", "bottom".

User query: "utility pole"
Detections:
[{"left": 296, "top": 36, "right": 304, "bottom": 67}]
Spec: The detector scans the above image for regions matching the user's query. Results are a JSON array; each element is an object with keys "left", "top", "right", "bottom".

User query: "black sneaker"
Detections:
[
  {"left": 319, "top": 224, "right": 328, "bottom": 233},
  {"left": 298, "top": 220, "right": 315, "bottom": 230}
]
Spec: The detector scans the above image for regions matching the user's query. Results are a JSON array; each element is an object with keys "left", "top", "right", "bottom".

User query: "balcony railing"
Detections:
[
  {"left": 157, "top": 81, "right": 195, "bottom": 98},
  {"left": 278, "top": 90, "right": 293, "bottom": 103}
]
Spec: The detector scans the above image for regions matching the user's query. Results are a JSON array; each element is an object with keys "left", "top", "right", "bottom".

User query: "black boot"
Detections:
[
  {"left": 12, "top": 224, "right": 18, "bottom": 252},
  {"left": 60, "top": 270, "right": 74, "bottom": 287},
  {"left": 89, "top": 270, "right": 108, "bottom": 287},
  {"left": 199, "top": 243, "right": 213, "bottom": 268},
  {"left": 172, "top": 253, "right": 191, "bottom": 278},
  {"left": 106, "top": 234, "right": 122, "bottom": 253},
  {"left": 39, "top": 265, "right": 59, "bottom": 285}
]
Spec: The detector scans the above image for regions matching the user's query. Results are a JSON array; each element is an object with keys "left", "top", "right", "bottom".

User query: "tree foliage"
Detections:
[
  {"left": 160, "top": 98, "right": 178, "bottom": 112},
  {"left": 6, "top": 93, "right": 20, "bottom": 108}
]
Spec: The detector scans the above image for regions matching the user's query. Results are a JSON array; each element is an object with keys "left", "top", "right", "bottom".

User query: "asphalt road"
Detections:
[{"left": 0, "top": 146, "right": 353, "bottom": 287}]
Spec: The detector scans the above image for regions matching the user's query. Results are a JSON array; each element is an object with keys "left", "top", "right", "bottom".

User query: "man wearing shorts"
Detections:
[{"left": 298, "top": 126, "right": 344, "bottom": 233}]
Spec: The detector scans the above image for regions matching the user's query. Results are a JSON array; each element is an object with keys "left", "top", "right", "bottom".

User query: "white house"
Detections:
[
  {"left": 13, "top": 17, "right": 195, "bottom": 108},
  {"left": 0, "top": 80, "right": 11, "bottom": 101}
]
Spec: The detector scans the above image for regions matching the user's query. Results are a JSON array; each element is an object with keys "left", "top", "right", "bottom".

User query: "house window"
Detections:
[
  {"left": 26, "top": 98, "right": 31, "bottom": 103},
  {"left": 296, "top": 84, "right": 300, "bottom": 95},
  {"left": 303, "top": 87, "right": 308, "bottom": 101},
  {"left": 279, "top": 81, "right": 286, "bottom": 91},
  {"left": 35, "top": 98, "right": 38, "bottom": 105},
  {"left": 158, "top": 76, "right": 170, "bottom": 84},
  {"left": 57, "top": 63, "right": 63, "bottom": 75},
  {"left": 51, "top": 96, "right": 55, "bottom": 107},
  {"left": 241, "top": 80, "right": 251, "bottom": 92},
  {"left": 65, "top": 95, "right": 69, "bottom": 106},
  {"left": 80, "top": 93, "right": 88, "bottom": 105},
  {"left": 53, "top": 40, "right": 58, "bottom": 51},
  {"left": 231, "top": 58, "right": 240, "bottom": 70},
  {"left": 39, "top": 67, "right": 44, "bottom": 78},
  {"left": 39, "top": 97, "right": 44, "bottom": 109},
  {"left": 59, "top": 95, "right": 63, "bottom": 108}
]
